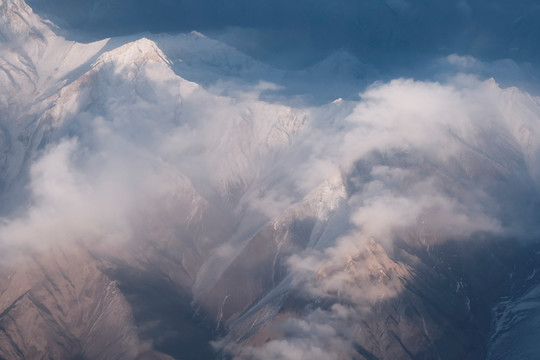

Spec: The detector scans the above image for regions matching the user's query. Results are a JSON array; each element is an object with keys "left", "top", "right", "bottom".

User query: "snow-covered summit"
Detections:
[
  {"left": 2, "top": 1, "right": 540, "bottom": 360},
  {"left": 94, "top": 37, "right": 170, "bottom": 68},
  {"left": 0, "top": 0, "right": 52, "bottom": 41},
  {"left": 0, "top": 0, "right": 108, "bottom": 108}
]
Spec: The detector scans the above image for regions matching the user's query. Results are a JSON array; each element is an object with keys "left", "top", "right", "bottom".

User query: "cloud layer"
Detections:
[
  {"left": 2, "top": 3, "right": 540, "bottom": 357},
  {"left": 218, "top": 76, "right": 540, "bottom": 359}
]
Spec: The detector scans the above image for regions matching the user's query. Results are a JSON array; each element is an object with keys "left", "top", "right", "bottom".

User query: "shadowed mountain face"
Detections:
[{"left": 1, "top": 0, "right": 540, "bottom": 359}]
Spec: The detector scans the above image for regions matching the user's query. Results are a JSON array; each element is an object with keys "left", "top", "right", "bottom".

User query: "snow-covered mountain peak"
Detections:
[
  {"left": 2, "top": 1, "right": 540, "bottom": 360},
  {"left": 0, "top": 0, "right": 52, "bottom": 42},
  {"left": 93, "top": 37, "right": 171, "bottom": 69},
  {"left": 0, "top": 0, "right": 110, "bottom": 109},
  {"left": 153, "top": 31, "right": 275, "bottom": 85},
  {"left": 165, "top": 31, "right": 260, "bottom": 70}
]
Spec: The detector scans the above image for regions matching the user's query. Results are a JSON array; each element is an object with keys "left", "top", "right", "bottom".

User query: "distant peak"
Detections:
[{"left": 189, "top": 30, "right": 206, "bottom": 38}]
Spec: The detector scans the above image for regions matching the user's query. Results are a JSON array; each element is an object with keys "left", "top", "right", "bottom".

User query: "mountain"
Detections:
[{"left": 1, "top": 0, "right": 540, "bottom": 359}]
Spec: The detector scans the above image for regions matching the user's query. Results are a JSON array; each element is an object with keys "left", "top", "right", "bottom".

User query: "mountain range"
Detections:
[{"left": 1, "top": 0, "right": 540, "bottom": 359}]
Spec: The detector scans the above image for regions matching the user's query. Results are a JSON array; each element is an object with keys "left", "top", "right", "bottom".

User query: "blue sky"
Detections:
[{"left": 27, "top": 0, "right": 540, "bottom": 68}]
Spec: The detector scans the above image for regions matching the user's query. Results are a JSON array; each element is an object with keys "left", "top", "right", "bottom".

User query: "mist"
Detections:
[{"left": 1, "top": 0, "right": 540, "bottom": 358}]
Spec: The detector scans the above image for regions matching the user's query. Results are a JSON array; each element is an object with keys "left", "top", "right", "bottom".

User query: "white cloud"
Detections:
[{"left": 222, "top": 75, "right": 540, "bottom": 358}]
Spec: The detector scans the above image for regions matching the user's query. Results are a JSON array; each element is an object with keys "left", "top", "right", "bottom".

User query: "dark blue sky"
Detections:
[{"left": 27, "top": 0, "right": 540, "bottom": 68}]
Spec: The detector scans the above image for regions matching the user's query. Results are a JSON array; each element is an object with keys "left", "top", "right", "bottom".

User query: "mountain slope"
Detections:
[{"left": 1, "top": 1, "right": 540, "bottom": 359}]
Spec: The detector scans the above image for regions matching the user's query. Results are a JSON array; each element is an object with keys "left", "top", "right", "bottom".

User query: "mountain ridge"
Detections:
[{"left": 1, "top": 0, "right": 540, "bottom": 359}]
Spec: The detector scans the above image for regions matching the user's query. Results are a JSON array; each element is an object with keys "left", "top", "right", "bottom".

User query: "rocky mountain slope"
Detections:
[{"left": 1, "top": 0, "right": 540, "bottom": 359}]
